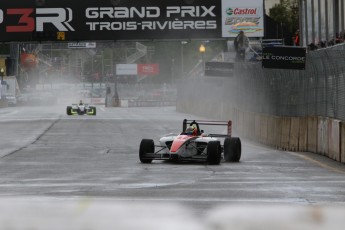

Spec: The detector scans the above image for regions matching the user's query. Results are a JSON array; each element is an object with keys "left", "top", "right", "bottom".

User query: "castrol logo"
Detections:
[{"left": 226, "top": 8, "right": 257, "bottom": 16}]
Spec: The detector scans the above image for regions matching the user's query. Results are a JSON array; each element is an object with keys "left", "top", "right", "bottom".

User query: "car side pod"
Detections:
[
  {"left": 139, "top": 139, "right": 154, "bottom": 163},
  {"left": 87, "top": 106, "right": 97, "bottom": 115},
  {"left": 223, "top": 137, "right": 242, "bottom": 162}
]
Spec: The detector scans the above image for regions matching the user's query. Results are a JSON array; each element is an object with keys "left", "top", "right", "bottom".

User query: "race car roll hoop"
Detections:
[{"left": 139, "top": 119, "right": 241, "bottom": 165}]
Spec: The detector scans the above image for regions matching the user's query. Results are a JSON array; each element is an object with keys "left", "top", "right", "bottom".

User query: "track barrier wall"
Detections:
[
  {"left": 341, "top": 123, "right": 345, "bottom": 163},
  {"left": 267, "top": 116, "right": 279, "bottom": 148},
  {"left": 328, "top": 119, "right": 341, "bottom": 161},
  {"left": 0, "top": 99, "right": 7, "bottom": 108},
  {"left": 176, "top": 45, "right": 345, "bottom": 164},
  {"left": 178, "top": 97, "right": 345, "bottom": 163},
  {"left": 307, "top": 117, "right": 318, "bottom": 154},
  {"left": 318, "top": 117, "right": 329, "bottom": 156},
  {"left": 289, "top": 117, "right": 299, "bottom": 151},
  {"left": 298, "top": 117, "right": 308, "bottom": 152},
  {"left": 281, "top": 117, "right": 290, "bottom": 151}
]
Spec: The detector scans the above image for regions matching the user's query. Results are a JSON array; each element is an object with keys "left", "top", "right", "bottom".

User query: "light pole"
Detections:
[
  {"left": 181, "top": 41, "right": 188, "bottom": 78},
  {"left": 0, "top": 68, "right": 4, "bottom": 82},
  {"left": 171, "top": 58, "right": 175, "bottom": 84},
  {"left": 199, "top": 44, "right": 206, "bottom": 74},
  {"left": 0, "top": 68, "right": 4, "bottom": 101}
]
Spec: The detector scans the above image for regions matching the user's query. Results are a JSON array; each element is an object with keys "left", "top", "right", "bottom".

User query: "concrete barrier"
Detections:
[
  {"left": 260, "top": 114, "right": 268, "bottom": 144},
  {"left": 328, "top": 119, "right": 341, "bottom": 161},
  {"left": 341, "top": 122, "right": 345, "bottom": 163},
  {"left": 0, "top": 99, "right": 8, "bottom": 108},
  {"left": 90, "top": 98, "right": 105, "bottom": 105},
  {"left": 120, "top": 100, "right": 128, "bottom": 107},
  {"left": 289, "top": 117, "right": 299, "bottom": 151},
  {"left": 246, "top": 112, "right": 255, "bottom": 140},
  {"left": 232, "top": 108, "right": 239, "bottom": 132},
  {"left": 280, "top": 117, "right": 290, "bottom": 150},
  {"left": 298, "top": 117, "right": 308, "bottom": 152},
  {"left": 237, "top": 109, "right": 245, "bottom": 137},
  {"left": 254, "top": 114, "right": 261, "bottom": 141},
  {"left": 128, "top": 100, "right": 176, "bottom": 107},
  {"left": 317, "top": 117, "right": 329, "bottom": 156},
  {"left": 267, "top": 116, "right": 281, "bottom": 148},
  {"left": 307, "top": 117, "right": 318, "bottom": 153}
]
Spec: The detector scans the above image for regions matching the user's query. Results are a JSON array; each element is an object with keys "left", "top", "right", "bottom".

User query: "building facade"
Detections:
[{"left": 300, "top": 0, "right": 345, "bottom": 46}]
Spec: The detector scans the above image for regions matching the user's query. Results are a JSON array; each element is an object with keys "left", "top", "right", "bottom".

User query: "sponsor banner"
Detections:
[
  {"left": 116, "top": 64, "right": 137, "bottom": 75},
  {"left": 205, "top": 61, "right": 234, "bottom": 77},
  {"left": 222, "top": 0, "right": 264, "bottom": 37},
  {"left": 68, "top": 42, "right": 96, "bottom": 49},
  {"left": 138, "top": 64, "right": 159, "bottom": 76},
  {"left": 262, "top": 46, "right": 307, "bottom": 70},
  {"left": 0, "top": 0, "right": 223, "bottom": 41}
]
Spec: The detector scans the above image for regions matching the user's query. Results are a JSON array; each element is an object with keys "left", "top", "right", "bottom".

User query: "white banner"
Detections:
[
  {"left": 68, "top": 42, "right": 96, "bottom": 49},
  {"left": 116, "top": 64, "right": 138, "bottom": 75},
  {"left": 221, "top": 0, "right": 264, "bottom": 37}
]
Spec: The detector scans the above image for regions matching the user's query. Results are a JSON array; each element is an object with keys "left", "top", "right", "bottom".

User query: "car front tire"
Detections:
[
  {"left": 207, "top": 141, "right": 221, "bottom": 165},
  {"left": 224, "top": 137, "right": 241, "bottom": 162},
  {"left": 139, "top": 139, "right": 154, "bottom": 163}
]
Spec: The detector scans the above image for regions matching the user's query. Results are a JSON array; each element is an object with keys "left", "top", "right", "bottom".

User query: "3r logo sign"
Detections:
[{"left": 1, "top": 8, "right": 74, "bottom": 32}]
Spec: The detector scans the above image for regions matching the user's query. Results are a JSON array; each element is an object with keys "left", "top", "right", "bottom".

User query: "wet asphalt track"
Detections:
[{"left": 0, "top": 105, "right": 345, "bottom": 216}]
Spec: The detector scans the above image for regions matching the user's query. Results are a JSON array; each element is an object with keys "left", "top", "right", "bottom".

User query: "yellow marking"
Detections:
[{"left": 57, "top": 32, "right": 65, "bottom": 40}]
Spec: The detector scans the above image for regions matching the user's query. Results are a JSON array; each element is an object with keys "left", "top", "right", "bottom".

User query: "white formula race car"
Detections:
[
  {"left": 66, "top": 103, "right": 96, "bottom": 116},
  {"left": 139, "top": 119, "right": 241, "bottom": 165}
]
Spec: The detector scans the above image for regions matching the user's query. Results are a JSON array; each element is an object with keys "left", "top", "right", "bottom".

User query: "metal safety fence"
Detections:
[{"left": 178, "top": 44, "right": 345, "bottom": 121}]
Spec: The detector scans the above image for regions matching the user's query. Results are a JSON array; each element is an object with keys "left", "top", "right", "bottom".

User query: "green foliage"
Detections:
[
  {"left": 269, "top": 0, "right": 299, "bottom": 33},
  {"left": 0, "top": 44, "right": 10, "bottom": 55}
]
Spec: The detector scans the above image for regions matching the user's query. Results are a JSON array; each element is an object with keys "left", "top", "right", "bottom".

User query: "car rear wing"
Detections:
[{"left": 183, "top": 119, "right": 232, "bottom": 137}]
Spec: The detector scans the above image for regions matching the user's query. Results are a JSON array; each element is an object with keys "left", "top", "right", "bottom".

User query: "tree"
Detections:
[{"left": 269, "top": 0, "right": 299, "bottom": 34}]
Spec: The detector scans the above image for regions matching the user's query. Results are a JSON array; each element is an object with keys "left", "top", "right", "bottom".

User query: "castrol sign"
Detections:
[
  {"left": 222, "top": 0, "right": 264, "bottom": 37},
  {"left": 226, "top": 8, "right": 257, "bottom": 15}
]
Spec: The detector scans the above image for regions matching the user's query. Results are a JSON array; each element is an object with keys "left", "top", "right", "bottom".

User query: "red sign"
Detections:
[
  {"left": 137, "top": 64, "right": 159, "bottom": 76},
  {"left": 20, "top": 53, "right": 37, "bottom": 70}
]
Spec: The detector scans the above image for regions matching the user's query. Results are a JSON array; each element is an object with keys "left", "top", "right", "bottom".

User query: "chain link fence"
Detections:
[{"left": 178, "top": 44, "right": 345, "bottom": 121}]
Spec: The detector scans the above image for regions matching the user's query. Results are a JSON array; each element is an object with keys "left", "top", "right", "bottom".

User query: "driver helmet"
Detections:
[{"left": 185, "top": 124, "right": 198, "bottom": 135}]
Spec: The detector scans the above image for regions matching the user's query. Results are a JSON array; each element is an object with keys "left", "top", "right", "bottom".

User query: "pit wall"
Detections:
[{"left": 177, "top": 103, "right": 344, "bottom": 164}]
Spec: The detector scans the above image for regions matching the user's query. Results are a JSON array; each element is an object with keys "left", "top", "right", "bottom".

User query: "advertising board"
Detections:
[
  {"left": 262, "top": 46, "right": 307, "bottom": 70},
  {"left": 221, "top": 0, "right": 264, "bottom": 37},
  {"left": 205, "top": 61, "right": 234, "bottom": 77}
]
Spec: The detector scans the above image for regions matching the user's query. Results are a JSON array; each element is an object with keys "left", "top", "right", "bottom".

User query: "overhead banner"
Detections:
[
  {"left": 221, "top": 0, "right": 264, "bottom": 37},
  {"left": 0, "top": 0, "right": 220, "bottom": 41},
  {"left": 0, "top": 0, "right": 263, "bottom": 42},
  {"left": 262, "top": 47, "right": 307, "bottom": 70}
]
